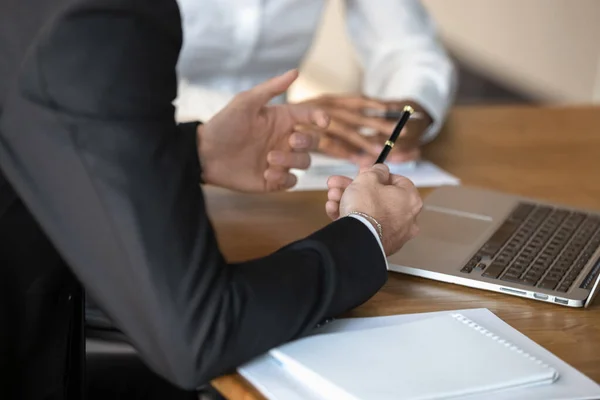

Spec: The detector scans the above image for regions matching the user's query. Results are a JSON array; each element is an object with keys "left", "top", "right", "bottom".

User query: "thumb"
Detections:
[
  {"left": 390, "top": 174, "right": 416, "bottom": 188},
  {"left": 246, "top": 69, "right": 299, "bottom": 105},
  {"left": 355, "top": 163, "right": 390, "bottom": 185}
]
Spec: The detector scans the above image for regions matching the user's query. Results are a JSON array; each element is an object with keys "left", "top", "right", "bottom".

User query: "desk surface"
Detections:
[{"left": 205, "top": 105, "right": 600, "bottom": 399}]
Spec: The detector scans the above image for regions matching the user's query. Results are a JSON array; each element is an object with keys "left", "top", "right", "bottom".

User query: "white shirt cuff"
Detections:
[
  {"left": 347, "top": 215, "right": 389, "bottom": 271},
  {"left": 368, "top": 68, "right": 456, "bottom": 144}
]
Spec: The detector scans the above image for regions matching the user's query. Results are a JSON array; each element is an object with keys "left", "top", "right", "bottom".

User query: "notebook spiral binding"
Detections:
[{"left": 451, "top": 313, "right": 556, "bottom": 372}]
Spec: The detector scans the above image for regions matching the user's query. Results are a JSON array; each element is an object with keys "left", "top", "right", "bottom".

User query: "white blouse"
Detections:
[{"left": 175, "top": 0, "right": 457, "bottom": 141}]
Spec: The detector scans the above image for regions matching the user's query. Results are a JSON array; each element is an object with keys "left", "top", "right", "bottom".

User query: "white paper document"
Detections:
[
  {"left": 291, "top": 154, "right": 459, "bottom": 191},
  {"left": 239, "top": 308, "right": 600, "bottom": 400}
]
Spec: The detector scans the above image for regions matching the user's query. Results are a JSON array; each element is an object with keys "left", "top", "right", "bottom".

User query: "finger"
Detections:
[
  {"left": 377, "top": 120, "right": 397, "bottom": 135},
  {"left": 368, "top": 127, "right": 408, "bottom": 149},
  {"left": 280, "top": 173, "right": 298, "bottom": 190},
  {"left": 264, "top": 168, "right": 287, "bottom": 184},
  {"left": 267, "top": 150, "right": 311, "bottom": 170},
  {"left": 367, "top": 130, "right": 419, "bottom": 163},
  {"left": 326, "top": 200, "right": 341, "bottom": 220},
  {"left": 355, "top": 163, "right": 391, "bottom": 185},
  {"left": 289, "top": 130, "right": 320, "bottom": 151},
  {"left": 313, "top": 95, "right": 386, "bottom": 110},
  {"left": 390, "top": 174, "right": 421, "bottom": 209},
  {"left": 264, "top": 168, "right": 297, "bottom": 191},
  {"left": 318, "top": 134, "right": 363, "bottom": 160},
  {"left": 245, "top": 69, "right": 299, "bottom": 105},
  {"left": 386, "top": 147, "right": 421, "bottom": 163},
  {"left": 327, "top": 187, "right": 345, "bottom": 202},
  {"left": 327, "top": 108, "right": 395, "bottom": 135},
  {"left": 327, "top": 175, "right": 353, "bottom": 190},
  {"left": 410, "top": 222, "right": 420, "bottom": 239},
  {"left": 390, "top": 174, "right": 422, "bottom": 216},
  {"left": 358, "top": 164, "right": 372, "bottom": 174},
  {"left": 390, "top": 173, "right": 416, "bottom": 189},
  {"left": 393, "top": 133, "right": 421, "bottom": 151},
  {"left": 286, "top": 106, "right": 330, "bottom": 129},
  {"left": 327, "top": 120, "right": 380, "bottom": 156},
  {"left": 334, "top": 95, "right": 387, "bottom": 111},
  {"left": 354, "top": 154, "right": 378, "bottom": 169}
]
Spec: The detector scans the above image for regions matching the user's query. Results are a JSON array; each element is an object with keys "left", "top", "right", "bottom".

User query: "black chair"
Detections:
[
  {"left": 84, "top": 298, "right": 221, "bottom": 400},
  {"left": 67, "top": 285, "right": 86, "bottom": 400}
]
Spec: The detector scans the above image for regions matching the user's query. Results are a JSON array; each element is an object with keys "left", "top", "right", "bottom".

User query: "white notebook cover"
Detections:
[{"left": 270, "top": 313, "right": 559, "bottom": 400}]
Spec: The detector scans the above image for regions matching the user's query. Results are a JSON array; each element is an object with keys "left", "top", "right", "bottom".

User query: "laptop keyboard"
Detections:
[{"left": 460, "top": 202, "right": 600, "bottom": 292}]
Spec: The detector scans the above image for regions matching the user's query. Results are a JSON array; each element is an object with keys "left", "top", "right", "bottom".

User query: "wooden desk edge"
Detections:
[{"left": 211, "top": 374, "right": 264, "bottom": 400}]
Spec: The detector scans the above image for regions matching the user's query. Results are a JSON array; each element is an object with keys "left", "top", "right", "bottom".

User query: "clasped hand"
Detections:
[
  {"left": 326, "top": 164, "right": 423, "bottom": 256},
  {"left": 297, "top": 95, "right": 431, "bottom": 166}
]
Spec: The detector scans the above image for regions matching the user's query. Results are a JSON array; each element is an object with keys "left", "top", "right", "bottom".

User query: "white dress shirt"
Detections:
[{"left": 175, "top": 0, "right": 457, "bottom": 141}]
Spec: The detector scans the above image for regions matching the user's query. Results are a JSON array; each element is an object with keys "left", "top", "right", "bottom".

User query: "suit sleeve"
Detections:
[{"left": 0, "top": 0, "right": 387, "bottom": 389}]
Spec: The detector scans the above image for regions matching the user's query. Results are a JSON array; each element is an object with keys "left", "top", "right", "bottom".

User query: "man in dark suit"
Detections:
[{"left": 0, "top": 0, "right": 422, "bottom": 399}]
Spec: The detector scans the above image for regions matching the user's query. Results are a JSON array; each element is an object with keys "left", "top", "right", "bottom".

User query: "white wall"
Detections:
[{"left": 290, "top": 0, "right": 600, "bottom": 104}]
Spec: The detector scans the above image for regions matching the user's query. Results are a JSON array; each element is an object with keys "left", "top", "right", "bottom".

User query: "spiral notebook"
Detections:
[{"left": 269, "top": 313, "right": 559, "bottom": 400}]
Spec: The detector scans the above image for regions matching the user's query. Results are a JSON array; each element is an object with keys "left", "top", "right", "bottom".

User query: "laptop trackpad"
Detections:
[
  {"left": 419, "top": 208, "right": 492, "bottom": 245},
  {"left": 388, "top": 207, "right": 494, "bottom": 271}
]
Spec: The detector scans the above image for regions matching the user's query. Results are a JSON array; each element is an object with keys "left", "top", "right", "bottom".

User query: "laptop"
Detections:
[{"left": 388, "top": 186, "right": 600, "bottom": 308}]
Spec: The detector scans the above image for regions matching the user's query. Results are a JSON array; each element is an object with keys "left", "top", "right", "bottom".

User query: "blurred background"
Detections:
[{"left": 289, "top": 0, "right": 600, "bottom": 105}]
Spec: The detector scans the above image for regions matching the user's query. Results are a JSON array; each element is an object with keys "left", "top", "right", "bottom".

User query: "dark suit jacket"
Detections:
[{"left": 0, "top": 0, "right": 387, "bottom": 396}]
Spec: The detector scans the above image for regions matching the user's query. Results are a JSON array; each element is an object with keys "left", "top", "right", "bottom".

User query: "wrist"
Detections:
[{"left": 196, "top": 123, "right": 219, "bottom": 186}]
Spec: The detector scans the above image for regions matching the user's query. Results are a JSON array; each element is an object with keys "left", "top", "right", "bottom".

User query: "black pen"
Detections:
[{"left": 374, "top": 105, "right": 414, "bottom": 164}]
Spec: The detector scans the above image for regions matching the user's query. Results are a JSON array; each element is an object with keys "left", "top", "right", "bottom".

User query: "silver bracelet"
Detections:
[{"left": 347, "top": 211, "right": 383, "bottom": 241}]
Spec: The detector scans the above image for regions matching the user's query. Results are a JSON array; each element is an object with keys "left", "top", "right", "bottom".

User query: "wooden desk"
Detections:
[{"left": 206, "top": 105, "right": 600, "bottom": 399}]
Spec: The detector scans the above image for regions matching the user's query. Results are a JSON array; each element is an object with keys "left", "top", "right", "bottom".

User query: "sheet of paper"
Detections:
[
  {"left": 239, "top": 308, "right": 600, "bottom": 400},
  {"left": 291, "top": 153, "right": 460, "bottom": 191}
]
